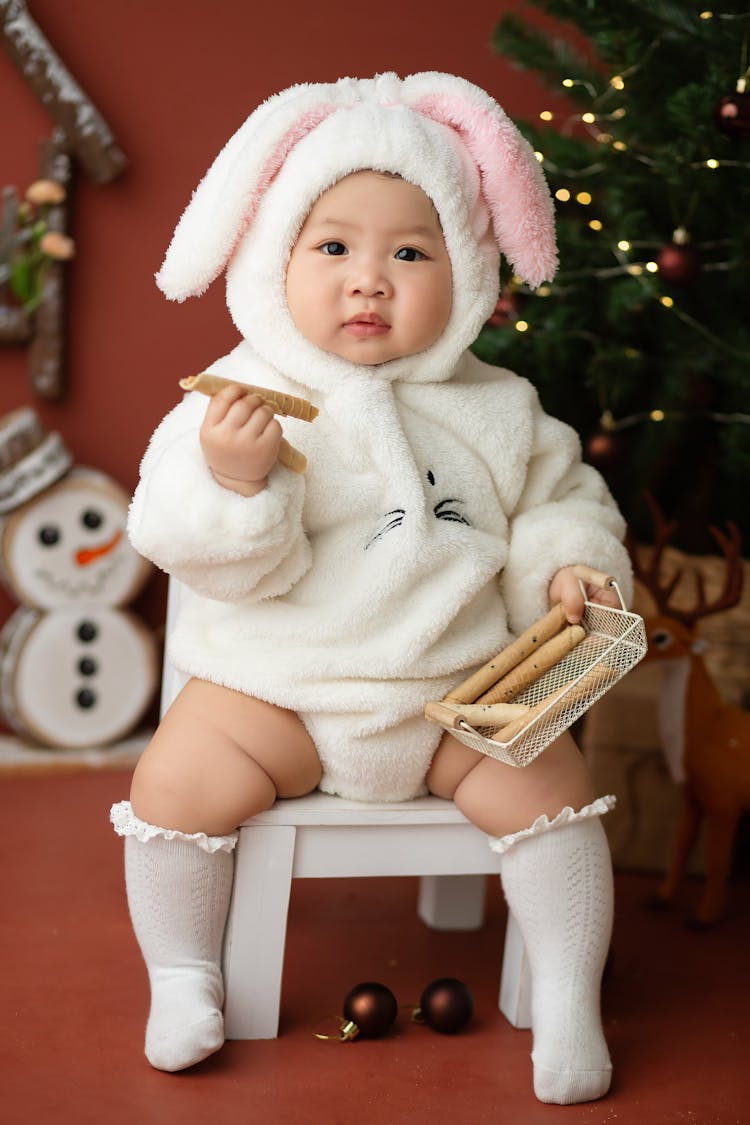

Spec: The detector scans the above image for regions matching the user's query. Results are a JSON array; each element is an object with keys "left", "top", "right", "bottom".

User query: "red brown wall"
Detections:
[{"left": 1, "top": 0, "right": 576, "bottom": 639}]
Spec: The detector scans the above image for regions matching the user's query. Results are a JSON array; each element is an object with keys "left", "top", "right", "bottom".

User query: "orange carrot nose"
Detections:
[{"left": 76, "top": 530, "right": 123, "bottom": 567}]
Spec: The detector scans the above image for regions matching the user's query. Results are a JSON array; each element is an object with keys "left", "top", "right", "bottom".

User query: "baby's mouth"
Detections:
[{"left": 343, "top": 312, "right": 390, "bottom": 338}]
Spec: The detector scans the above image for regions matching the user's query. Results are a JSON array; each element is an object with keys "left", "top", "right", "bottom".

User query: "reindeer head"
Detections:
[{"left": 628, "top": 493, "right": 743, "bottom": 663}]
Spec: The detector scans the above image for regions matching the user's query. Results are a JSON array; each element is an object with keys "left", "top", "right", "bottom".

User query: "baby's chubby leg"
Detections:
[
  {"left": 130, "top": 678, "right": 322, "bottom": 834},
  {"left": 113, "top": 680, "right": 321, "bottom": 1071},
  {"left": 428, "top": 733, "right": 614, "bottom": 1106}
]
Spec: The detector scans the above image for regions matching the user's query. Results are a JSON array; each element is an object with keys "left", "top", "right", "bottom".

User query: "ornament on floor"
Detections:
[
  {"left": 714, "top": 78, "right": 750, "bottom": 139},
  {"left": 0, "top": 407, "right": 158, "bottom": 749},
  {"left": 656, "top": 228, "right": 701, "bottom": 286},
  {"left": 411, "top": 977, "right": 474, "bottom": 1034},
  {"left": 314, "top": 981, "right": 398, "bottom": 1041}
]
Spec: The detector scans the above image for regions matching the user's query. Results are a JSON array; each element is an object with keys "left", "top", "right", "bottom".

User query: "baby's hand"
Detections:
[
  {"left": 549, "top": 565, "right": 620, "bottom": 624},
  {"left": 200, "top": 384, "right": 282, "bottom": 497}
]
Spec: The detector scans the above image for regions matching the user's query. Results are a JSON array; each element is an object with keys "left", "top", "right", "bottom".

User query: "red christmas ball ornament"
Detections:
[
  {"left": 656, "top": 230, "right": 701, "bottom": 286},
  {"left": 714, "top": 84, "right": 750, "bottom": 139},
  {"left": 414, "top": 978, "right": 474, "bottom": 1034},
  {"left": 488, "top": 292, "right": 521, "bottom": 327},
  {"left": 585, "top": 428, "right": 625, "bottom": 472},
  {"left": 342, "top": 982, "right": 398, "bottom": 1039}
]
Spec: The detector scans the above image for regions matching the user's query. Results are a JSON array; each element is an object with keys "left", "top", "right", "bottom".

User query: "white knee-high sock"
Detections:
[
  {"left": 111, "top": 801, "right": 237, "bottom": 1072},
  {"left": 492, "top": 802, "right": 614, "bottom": 1105}
]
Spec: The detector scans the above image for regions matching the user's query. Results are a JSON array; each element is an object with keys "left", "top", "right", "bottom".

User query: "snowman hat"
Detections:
[
  {"left": 156, "top": 72, "right": 558, "bottom": 390},
  {"left": 0, "top": 408, "right": 73, "bottom": 515}
]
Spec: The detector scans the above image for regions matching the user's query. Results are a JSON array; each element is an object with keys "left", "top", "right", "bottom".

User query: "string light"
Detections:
[
  {"left": 534, "top": 151, "right": 545, "bottom": 162},
  {"left": 705, "top": 158, "right": 720, "bottom": 169},
  {"left": 660, "top": 296, "right": 674, "bottom": 307},
  {"left": 515, "top": 320, "right": 529, "bottom": 333},
  {"left": 610, "top": 76, "right": 625, "bottom": 90},
  {"left": 576, "top": 191, "right": 593, "bottom": 205},
  {"left": 650, "top": 409, "right": 665, "bottom": 422},
  {"left": 555, "top": 188, "right": 571, "bottom": 202},
  {"left": 588, "top": 219, "right": 603, "bottom": 231},
  {"left": 581, "top": 112, "right": 596, "bottom": 124},
  {"left": 539, "top": 110, "right": 554, "bottom": 121},
  {"left": 562, "top": 78, "right": 575, "bottom": 88},
  {"left": 612, "top": 140, "right": 628, "bottom": 151},
  {"left": 699, "top": 10, "right": 713, "bottom": 18},
  {"left": 600, "top": 408, "right": 750, "bottom": 433},
  {"left": 617, "top": 239, "right": 631, "bottom": 251},
  {"left": 645, "top": 261, "right": 658, "bottom": 273}
]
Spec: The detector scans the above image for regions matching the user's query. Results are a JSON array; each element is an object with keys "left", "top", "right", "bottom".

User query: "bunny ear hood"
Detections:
[{"left": 156, "top": 72, "right": 557, "bottom": 392}]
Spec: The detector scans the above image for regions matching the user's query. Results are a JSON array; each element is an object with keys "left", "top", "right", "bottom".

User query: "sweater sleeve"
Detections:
[
  {"left": 500, "top": 390, "right": 633, "bottom": 632},
  {"left": 127, "top": 393, "right": 311, "bottom": 601}
]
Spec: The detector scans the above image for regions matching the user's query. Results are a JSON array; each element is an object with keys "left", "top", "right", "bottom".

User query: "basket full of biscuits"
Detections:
[{"left": 425, "top": 566, "right": 647, "bottom": 768}]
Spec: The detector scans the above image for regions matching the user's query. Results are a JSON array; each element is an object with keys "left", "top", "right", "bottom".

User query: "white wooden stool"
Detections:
[
  {"left": 222, "top": 791, "right": 531, "bottom": 1038},
  {"left": 161, "top": 581, "right": 531, "bottom": 1040}
]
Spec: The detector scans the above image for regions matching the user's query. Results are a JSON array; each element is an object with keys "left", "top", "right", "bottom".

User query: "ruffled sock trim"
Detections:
[
  {"left": 109, "top": 800, "right": 238, "bottom": 854},
  {"left": 487, "top": 794, "right": 616, "bottom": 856}
]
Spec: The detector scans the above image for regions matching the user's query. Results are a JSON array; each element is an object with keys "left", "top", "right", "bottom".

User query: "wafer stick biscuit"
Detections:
[
  {"left": 476, "top": 623, "right": 585, "bottom": 705},
  {"left": 179, "top": 373, "right": 315, "bottom": 474},
  {"left": 179, "top": 373, "right": 318, "bottom": 421},
  {"left": 424, "top": 700, "right": 530, "bottom": 731},
  {"left": 444, "top": 602, "right": 567, "bottom": 705}
]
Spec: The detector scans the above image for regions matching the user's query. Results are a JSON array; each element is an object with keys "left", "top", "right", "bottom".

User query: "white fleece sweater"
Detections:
[{"left": 128, "top": 342, "right": 632, "bottom": 801}]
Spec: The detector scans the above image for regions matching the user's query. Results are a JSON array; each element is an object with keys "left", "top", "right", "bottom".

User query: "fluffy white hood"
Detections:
[{"left": 155, "top": 72, "right": 558, "bottom": 394}]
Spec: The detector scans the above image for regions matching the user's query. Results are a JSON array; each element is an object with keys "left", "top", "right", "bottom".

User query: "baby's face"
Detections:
[{"left": 285, "top": 171, "right": 452, "bottom": 365}]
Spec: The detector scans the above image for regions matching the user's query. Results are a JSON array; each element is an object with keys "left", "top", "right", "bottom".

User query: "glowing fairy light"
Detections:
[
  {"left": 576, "top": 191, "right": 592, "bottom": 205},
  {"left": 613, "top": 140, "right": 628, "bottom": 152},
  {"left": 650, "top": 410, "right": 665, "bottom": 422},
  {"left": 617, "top": 240, "right": 631, "bottom": 251},
  {"left": 645, "top": 261, "right": 658, "bottom": 273},
  {"left": 515, "top": 320, "right": 529, "bottom": 333},
  {"left": 706, "top": 158, "right": 720, "bottom": 169},
  {"left": 555, "top": 188, "right": 571, "bottom": 202},
  {"left": 582, "top": 112, "right": 596, "bottom": 124},
  {"left": 660, "top": 296, "right": 674, "bottom": 308},
  {"left": 539, "top": 110, "right": 554, "bottom": 121},
  {"left": 534, "top": 151, "right": 545, "bottom": 162},
  {"left": 610, "top": 76, "right": 625, "bottom": 90},
  {"left": 588, "top": 219, "right": 603, "bottom": 231}
]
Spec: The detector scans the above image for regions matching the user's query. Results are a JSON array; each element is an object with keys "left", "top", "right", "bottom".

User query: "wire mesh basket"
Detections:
[{"left": 425, "top": 578, "right": 647, "bottom": 768}]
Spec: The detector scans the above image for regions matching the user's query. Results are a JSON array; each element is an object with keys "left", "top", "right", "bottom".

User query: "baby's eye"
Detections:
[
  {"left": 395, "top": 247, "right": 426, "bottom": 262},
  {"left": 319, "top": 241, "right": 347, "bottom": 256}
]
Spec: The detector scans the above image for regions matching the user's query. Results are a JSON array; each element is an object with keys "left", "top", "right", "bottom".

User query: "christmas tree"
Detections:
[{"left": 475, "top": 1, "right": 750, "bottom": 550}]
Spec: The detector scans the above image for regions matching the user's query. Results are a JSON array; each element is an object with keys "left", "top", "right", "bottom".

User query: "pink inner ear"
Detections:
[
  {"left": 239, "top": 104, "right": 337, "bottom": 240},
  {"left": 412, "top": 93, "right": 557, "bottom": 286}
]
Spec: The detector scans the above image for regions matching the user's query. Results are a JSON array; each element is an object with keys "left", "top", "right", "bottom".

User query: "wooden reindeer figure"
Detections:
[{"left": 630, "top": 497, "right": 748, "bottom": 926}]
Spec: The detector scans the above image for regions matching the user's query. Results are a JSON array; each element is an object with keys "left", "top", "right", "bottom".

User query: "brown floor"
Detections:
[{"left": 3, "top": 768, "right": 749, "bottom": 1125}]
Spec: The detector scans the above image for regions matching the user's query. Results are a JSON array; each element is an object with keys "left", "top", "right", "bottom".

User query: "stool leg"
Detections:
[
  {"left": 499, "top": 909, "right": 532, "bottom": 1029},
  {"left": 223, "top": 824, "right": 296, "bottom": 1039},
  {"left": 417, "top": 874, "right": 487, "bottom": 930}
]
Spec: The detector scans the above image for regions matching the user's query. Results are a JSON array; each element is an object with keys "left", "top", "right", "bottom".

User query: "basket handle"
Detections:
[{"left": 572, "top": 564, "right": 627, "bottom": 611}]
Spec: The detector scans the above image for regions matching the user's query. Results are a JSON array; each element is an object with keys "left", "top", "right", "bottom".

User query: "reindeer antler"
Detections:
[{"left": 629, "top": 492, "right": 744, "bottom": 627}]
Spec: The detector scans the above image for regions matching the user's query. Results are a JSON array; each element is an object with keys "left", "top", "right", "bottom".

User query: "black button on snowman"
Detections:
[{"left": 0, "top": 407, "right": 158, "bottom": 749}]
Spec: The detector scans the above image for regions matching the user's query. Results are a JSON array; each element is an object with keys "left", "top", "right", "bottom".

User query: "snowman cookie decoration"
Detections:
[{"left": 0, "top": 407, "right": 158, "bottom": 749}]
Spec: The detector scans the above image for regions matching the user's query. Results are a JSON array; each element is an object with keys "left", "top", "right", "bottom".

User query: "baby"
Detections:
[{"left": 111, "top": 73, "right": 632, "bottom": 1105}]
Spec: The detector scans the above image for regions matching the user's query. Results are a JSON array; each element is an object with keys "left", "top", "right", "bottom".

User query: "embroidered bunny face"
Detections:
[{"left": 286, "top": 172, "right": 452, "bottom": 366}]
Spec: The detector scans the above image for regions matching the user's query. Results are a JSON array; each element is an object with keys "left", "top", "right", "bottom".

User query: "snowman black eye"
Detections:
[
  {"left": 82, "top": 509, "right": 103, "bottom": 530},
  {"left": 38, "top": 525, "right": 61, "bottom": 547}
]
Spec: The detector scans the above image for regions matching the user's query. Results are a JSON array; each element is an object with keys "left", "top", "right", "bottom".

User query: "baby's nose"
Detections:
[{"left": 347, "top": 260, "right": 393, "bottom": 298}]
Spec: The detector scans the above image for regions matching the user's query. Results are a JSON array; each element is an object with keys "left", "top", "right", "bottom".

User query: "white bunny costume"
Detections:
[{"left": 129, "top": 72, "right": 632, "bottom": 801}]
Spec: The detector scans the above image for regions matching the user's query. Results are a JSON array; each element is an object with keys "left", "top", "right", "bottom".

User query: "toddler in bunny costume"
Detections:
[{"left": 110, "top": 73, "right": 633, "bottom": 1103}]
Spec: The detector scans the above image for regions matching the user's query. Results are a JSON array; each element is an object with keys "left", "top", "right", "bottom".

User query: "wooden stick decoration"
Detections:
[
  {"left": 424, "top": 700, "right": 530, "bottom": 731},
  {"left": 475, "top": 623, "right": 586, "bottom": 705},
  {"left": 489, "top": 662, "right": 613, "bottom": 745},
  {"left": 179, "top": 372, "right": 318, "bottom": 474},
  {"left": 444, "top": 602, "right": 567, "bottom": 705}
]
